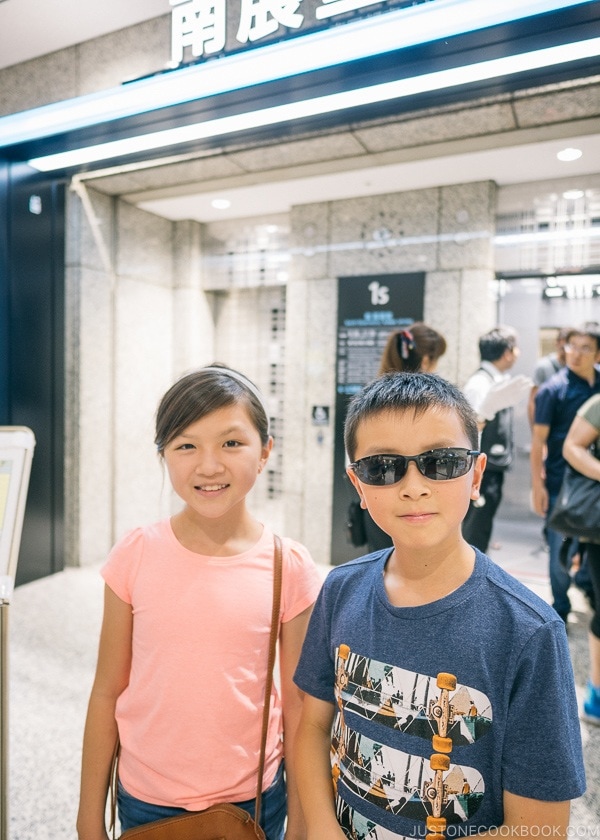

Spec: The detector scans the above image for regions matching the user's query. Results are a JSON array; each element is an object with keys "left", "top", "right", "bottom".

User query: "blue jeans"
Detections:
[
  {"left": 117, "top": 762, "right": 286, "bottom": 840},
  {"left": 546, "top": 493, "right": 575, "bottom": 619}
]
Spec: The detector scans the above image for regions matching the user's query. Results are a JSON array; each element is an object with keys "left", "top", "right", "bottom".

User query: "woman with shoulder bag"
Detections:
[
  {"left": 563, "top": 392, "right": 600, "bottom": 725},
  {"left": 76, "top": 366, "right": 323, "bottom": 839}
]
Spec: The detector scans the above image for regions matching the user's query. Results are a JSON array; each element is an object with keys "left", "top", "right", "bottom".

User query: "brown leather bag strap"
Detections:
[
  {"left": 109, "top": 737, "right": 120, "bottom": 839},
  {"left": 254, "top": 534, "right": 283, "bottom": 827}
]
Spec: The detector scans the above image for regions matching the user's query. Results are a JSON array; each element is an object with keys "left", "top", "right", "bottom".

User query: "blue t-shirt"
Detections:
[
  {"left": 294, "top": 550, "right": 585, "bottom": 839},
  {"left": 534, "top": 365, "right": 600, "bottom": 496}
]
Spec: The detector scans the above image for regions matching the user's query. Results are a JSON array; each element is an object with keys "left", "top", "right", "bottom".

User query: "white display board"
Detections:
[
  {"left": 0, "top": 427, "right": 35, "bottom": 600},
  {"left": 0, "top": 427, "right": 35, "bottom": 840}
]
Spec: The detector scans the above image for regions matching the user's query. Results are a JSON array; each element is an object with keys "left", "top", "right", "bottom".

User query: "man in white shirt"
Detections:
[{"left": 462, "top": 326, "right": 531, "bottom": 552}]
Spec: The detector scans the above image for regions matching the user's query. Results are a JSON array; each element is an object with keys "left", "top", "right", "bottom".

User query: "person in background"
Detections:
[
  {"left": 531, "top": 325, "right": 600, "bottom": 624},
  {"left": 563, "top": 393, "right": 600, "bottom": 725},
  {"left": 461, "top": 326, "right": 532, "bottom": 553},
  {"left": 527, "top": 327, "right": 570, "bottom": 428},
  {"left": 363, "top": 322, "right": 447, "bottom": 552},
  {"left": 76, "top": 365, "right": 322, "bottom": 840},
  {"left": 377, "top": 322, "right": 447, "bottom": 375}
]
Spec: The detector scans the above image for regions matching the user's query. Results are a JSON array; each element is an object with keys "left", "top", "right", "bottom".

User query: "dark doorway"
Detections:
[
  {"left": 331, "top": 273, "right": 425, "bottom": 566},
  {"left": 0, "top": 162, "right": 65, "bottom": 585}
]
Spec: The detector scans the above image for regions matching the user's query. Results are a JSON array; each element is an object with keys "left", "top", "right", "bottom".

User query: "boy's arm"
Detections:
[
  {"left": 295, "top": 695, "right": 346, "bottom": 839},
  {"left": 530, "top": 423, "right": 550, "bottom": 516},
  {"left": 279, "top": 604, "right": 314, "bottom": 840}
]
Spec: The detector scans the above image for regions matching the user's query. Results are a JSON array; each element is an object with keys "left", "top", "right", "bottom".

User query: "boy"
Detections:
[{"left": 294, "top": 373, "right": 585, "bottom": 840}]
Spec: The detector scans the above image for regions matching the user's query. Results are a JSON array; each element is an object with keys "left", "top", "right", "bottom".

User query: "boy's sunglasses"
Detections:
[{"left": 349, "top": 448, "right": 480, "bottom": 486}]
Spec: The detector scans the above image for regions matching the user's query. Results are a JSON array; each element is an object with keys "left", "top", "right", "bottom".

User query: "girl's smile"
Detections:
[{"left": 163, "top": 404, "right": 272, "bottom": 523}]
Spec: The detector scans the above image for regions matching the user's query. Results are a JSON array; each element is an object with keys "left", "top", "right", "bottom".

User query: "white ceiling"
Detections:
[
  {"left": 0, "top": 0, "right": 168, "bottom": 71},
  {"left": 135, "top": 132, "right": 600, "bottom": 222},
  {"left": 2, "top": 0, "right": 598, "bottom": 222}
]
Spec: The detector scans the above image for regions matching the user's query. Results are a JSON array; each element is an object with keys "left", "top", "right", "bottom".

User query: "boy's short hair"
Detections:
[
  {"left": 478, "top": 326, "right": 518, "bottom": 363},
  {"left": 344, "top": 372, "right": 479, "bottom": 461}
]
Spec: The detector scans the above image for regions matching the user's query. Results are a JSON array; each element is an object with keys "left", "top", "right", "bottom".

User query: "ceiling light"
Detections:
[
  {"left": 211, "top": 198, "right": 231, "bottom": 209},
  {"left": 27, "top": 37, "right": 600, "bottom": 172},
  {"left": 556, "top": 147, "right": 583, "bottom": 161},
  {"left": 495, "top": 227, "right": 600, "bottom": 245},
  {"left": 543, "top": 286, "right": 565, "bottom": 298},
  {"left": 562, "top": 189, "right": 585, "bottom": 200}
]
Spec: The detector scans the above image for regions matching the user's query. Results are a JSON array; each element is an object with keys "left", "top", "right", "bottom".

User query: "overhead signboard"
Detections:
[
  {"left": 0, "top": 0, "right": 597, "bottom": 170},
  {"left": 168, "top": 0, "right": 597, "bottom": 66}
]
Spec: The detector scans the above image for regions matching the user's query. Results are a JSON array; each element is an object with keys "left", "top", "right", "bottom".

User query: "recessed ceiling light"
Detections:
[
  {"left": 211, "top": 198, "right": 231, "bottom": 209},
  {"left": 562, "top": 189, "right": 584, "bottom": 200},
  {"left": 556, "top": 147, "right": 582, "bottom": 162}
]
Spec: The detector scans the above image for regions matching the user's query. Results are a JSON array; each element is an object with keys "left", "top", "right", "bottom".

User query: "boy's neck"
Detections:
[{"left": 383, "top": 541, "right": 476, "bottom": 608}]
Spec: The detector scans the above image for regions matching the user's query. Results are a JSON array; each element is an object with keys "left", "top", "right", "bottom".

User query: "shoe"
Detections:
[{"left": 581, "top": 681, "right": 600, "bottom": 726}]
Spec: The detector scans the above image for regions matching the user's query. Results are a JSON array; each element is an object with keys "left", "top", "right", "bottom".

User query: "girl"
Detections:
[
  {"left": 377, "top": 322, "right": 447, "bottom": 376},
  {"left": 77, "top": 365, "right": 322, "bottom": 840}
]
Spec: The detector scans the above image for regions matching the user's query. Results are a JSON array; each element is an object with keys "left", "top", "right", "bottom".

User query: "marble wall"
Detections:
[
  {"left": 0, "top": 16, "right": 172, "bottom": 116},
  {"left": 64, "top": 178, "right": 495, "bottom": 568},
  {"left": 284, "top": 181, "right": 496, "bottom": 561},
  {"left": 65, "top": 185, "right": 213, "bottom": 567}
]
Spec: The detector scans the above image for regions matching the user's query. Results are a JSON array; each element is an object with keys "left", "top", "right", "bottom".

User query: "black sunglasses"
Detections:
[{"left": 349, "top": 447, "right": 480, "bottom": 486}]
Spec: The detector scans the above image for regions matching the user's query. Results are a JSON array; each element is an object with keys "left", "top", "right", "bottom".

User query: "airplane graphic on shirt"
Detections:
[{"left": 332, "top": 644, "right": 492, "bottom": 840}]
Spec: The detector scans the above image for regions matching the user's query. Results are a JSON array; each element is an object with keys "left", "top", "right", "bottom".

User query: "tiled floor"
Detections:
[{"left": 5, "top": 513, "right": 599, "bottom": 838}]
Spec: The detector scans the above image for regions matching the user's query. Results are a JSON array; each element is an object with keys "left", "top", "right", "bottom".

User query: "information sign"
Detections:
[{"left": 331, "top": 275, "right": 424, "bottom": 566}]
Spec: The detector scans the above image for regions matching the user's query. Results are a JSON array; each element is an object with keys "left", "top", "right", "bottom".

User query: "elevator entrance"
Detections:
[{"left": 0, "top": 164, "right": 65, "bottom": 585}]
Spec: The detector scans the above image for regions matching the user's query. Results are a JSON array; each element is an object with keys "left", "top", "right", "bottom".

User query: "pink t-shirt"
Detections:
[{"left": 102, "top": 520, "right": 322, "bottom": 810}]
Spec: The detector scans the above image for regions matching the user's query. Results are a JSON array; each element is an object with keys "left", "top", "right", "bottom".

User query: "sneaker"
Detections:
[{"left": 582, "top": 681, "right": 600, "bottom": 726}]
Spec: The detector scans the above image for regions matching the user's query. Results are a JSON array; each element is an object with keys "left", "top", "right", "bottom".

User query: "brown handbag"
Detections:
[{"left": 109, "top": 534, "right": 283, "bottom": 840}]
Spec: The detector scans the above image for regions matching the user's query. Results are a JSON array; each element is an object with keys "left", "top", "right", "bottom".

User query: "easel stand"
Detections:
[
  {"left": 0, "top": 595, "right": 10, "bottom": 840},
  {"left": 0, "top": 428, "right": 36, "bottom": 840}
]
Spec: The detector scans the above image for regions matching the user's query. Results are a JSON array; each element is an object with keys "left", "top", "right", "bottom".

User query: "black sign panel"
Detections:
[{"left": 331, "top": 273, "right": 425, "bottom": 566}]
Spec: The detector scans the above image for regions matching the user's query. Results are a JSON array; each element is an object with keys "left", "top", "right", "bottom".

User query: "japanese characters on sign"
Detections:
[{"left": 169, "top": 0, "right": 430, "bottom": 66}]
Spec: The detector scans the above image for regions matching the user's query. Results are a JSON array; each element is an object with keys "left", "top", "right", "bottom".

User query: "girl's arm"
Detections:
[
  {"left": 278, "top": 604, "right": 314, "bottom": 840},
  {"left": 563, "top": 415, "right": 600, "bottom": 480},
  {"left": 294, "top": 695, "right": 346, "bottom": 840},
  {"left": 77, "top": 585, "right": 133, "bottom": 840}
]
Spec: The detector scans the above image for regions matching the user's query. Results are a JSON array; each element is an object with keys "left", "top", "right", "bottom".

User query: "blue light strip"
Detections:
[
  {"left": 0, "top": 0, "right": 594, "bottom": 149},
  {"left": 27, "top": 37, "right": 600, "bottom": 172}
]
